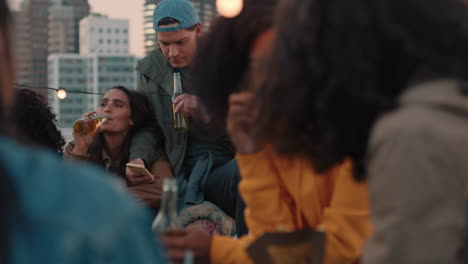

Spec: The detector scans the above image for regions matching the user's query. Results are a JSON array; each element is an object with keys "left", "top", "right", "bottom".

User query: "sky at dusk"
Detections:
[{"left": 9, "top": 0, "right": 146, "bottom": 57}]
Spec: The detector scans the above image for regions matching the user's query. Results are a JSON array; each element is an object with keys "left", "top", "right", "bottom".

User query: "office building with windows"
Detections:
[
  {"left": 192, "top": 0, "right": 217, "bottom": 29},
  {"left": 49, "top": 0, "right": 90, "bottom": 55},
  {"left": 14, "top": 0, "right": 90, "bottom": 92},
  {"left": 14, "top": 0, "right": 50, "bottom": 90},
  {"left": 80, "top": 13, "right": 130, "bottom": 56},
  {"left": 143, "top": 0, "right": 158, "bottom": 54},
  {"left": 48, "top": 54, "right": 140, "bottom": 128},
  {"left": 49, "top": 15, "right": 138, "bottom": 128}
]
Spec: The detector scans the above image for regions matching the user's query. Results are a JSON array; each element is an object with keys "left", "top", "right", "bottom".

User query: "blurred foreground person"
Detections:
[
  {"left": 257, "top": 0, "right": 468, "bottom": 263},
  {"left": 162, "top": 0, "right": 371, "bottom": 263},
  {"left": 0, "top": 1, "right": 165, "bottom": 263}
]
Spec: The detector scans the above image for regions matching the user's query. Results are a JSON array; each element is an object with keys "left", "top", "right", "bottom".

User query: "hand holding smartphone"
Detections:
[{"left": 126, "top": 163, "right": 155, "bottom": 183}]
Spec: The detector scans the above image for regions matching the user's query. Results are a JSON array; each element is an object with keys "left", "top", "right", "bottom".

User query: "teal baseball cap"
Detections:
[{"left": 153, "top": 0, "right": 200, "bottom": 32}]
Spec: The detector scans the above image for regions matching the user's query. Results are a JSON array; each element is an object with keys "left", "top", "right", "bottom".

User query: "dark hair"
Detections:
[
  {"left": 0, "top": 0, "right": 11, "bottom": 130},
  {"left": 0, "top": 0, "right": 14, "bottom": 263},
  {"left": 188, "top": 0, "right": 277, "bottom": 136},
  {"left": 158, "top": 17, "right": 198, "bottom": 31},
  {"left": 12, "top": 89, "right": 65, "bottom": 154},
  {"left": 88, "top": 86, "right": 156, "bottom": 178},
  {"left": 257, "top": 0, "right": 468, "bottom": 180}
]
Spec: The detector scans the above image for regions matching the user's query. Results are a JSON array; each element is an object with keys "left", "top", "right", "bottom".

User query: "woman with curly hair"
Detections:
[
  {"left": 12, "top": 89, "right": 65, "bottom": 154},
  {"left": 255, "top": 0, "right": 468, "bottom": 263},
  {"left": 162, "top": 0, "right": 371, "bottom": 263}
]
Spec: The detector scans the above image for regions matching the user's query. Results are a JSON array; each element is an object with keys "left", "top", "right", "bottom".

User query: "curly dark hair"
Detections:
[
  {"left": 188, "top": 0, "right": 277, "bottom": 136},
  {"left": 88, "top": 86, "right": 157, "bottom": 178},
  {"left": 12, "top": 89, "right": 65, "bottom": 154},
  {"left": 257, "top": 0, "right": 468, "bottom": 180}
]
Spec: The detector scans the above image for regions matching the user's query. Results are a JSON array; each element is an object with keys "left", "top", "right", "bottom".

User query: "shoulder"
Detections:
[
  {"left": 370, "top": 103, "right": 456, "bottom": 152},
  {"left": 368, "top": 97, "right": 468, "bottom": 184},
  {"left": 371, "top": 79, "right": 468, "bottom": 149},
  {"left": 371, "top": 106, "right": 429, "bottom": 144},
  {"left": 136, "top": 50, "right": 172, "bottom": 84},
  {"left": 137, "top": 50, "right": 166, "bottom": 68}
]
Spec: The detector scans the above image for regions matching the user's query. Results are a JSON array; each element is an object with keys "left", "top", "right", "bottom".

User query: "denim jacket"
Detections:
[{"left": 0, "top": 136, "right": 165, "bottom": 263}]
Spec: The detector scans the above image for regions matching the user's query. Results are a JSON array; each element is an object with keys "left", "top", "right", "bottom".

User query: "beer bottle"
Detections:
[
  {"left": 172, "top": 72, "right": 188, "bottom": 131},
  {"left": 73, "top": 114, "right": 108, "bottom": 136},
  {"left": 152, "top": 177, "right": 184, "bottom": 237}
]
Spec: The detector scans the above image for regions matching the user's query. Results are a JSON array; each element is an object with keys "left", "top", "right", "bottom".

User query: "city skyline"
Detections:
[{"left": 10, "top": 0, "right": 146, "bottom": 57}]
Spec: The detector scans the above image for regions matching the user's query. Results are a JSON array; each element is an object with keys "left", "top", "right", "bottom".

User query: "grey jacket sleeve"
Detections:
[
  {"left": 128, "top": 73, "right": 164, "bottom": 166},
  {"left": 362, "top": 120, "right": 465, "bottom": 264},
  {"left": 129, "top": 128, "right": 163, "bottom": 166}
]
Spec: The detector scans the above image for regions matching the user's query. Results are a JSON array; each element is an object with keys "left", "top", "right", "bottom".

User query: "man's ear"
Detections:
[
  {"left": 195, "top": 23, "right": 202, "bottom": 37},
  {"left": 155, "top": 34, "right": 161, "bottom": 51}
]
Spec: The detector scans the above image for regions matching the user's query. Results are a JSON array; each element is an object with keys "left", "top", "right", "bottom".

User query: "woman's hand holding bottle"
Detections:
[{"left": 71, "top": 111, "right": 101, "bottom": 156}]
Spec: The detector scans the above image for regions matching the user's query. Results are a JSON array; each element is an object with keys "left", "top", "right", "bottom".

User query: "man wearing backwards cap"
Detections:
[{"left": 126, "top": 0, "right": 247, "bottom": 236}]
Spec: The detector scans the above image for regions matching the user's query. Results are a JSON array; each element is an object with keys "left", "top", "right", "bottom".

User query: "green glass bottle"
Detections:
[{"left": 172, "top": 72, "right": 188, "bottom": 131}]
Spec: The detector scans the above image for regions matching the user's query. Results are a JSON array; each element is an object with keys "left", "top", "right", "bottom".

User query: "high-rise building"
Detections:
[
  {"left": 49, "top": 15, "right": 139, "bottom": 129},
  {"left": 48, "top": 54, "right": 140, "bottom": 128},
  {"left": 143, "top": 0, "right": 157, "bottom": 54},
  {"left": 48, "top": 0, "right": 90, "bottom": 55},
  {"left": 192, "top": 0, "right": 217, "bottom": 29},
  {"left": 14, "top": 0, "right": 89, "bottom": 91},
  {"left": 80, "top": 13, "right": 130, "bottom": 56},
  {"left": 15, "top": 0, "right": 50, "bottom": 90},
  {"left": 143, "top": 0, "right": 217, "bottom": 54}
]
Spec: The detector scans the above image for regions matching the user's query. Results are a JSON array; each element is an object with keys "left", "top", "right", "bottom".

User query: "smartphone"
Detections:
[{"left": 126, "top": 163, "right": 155, "bottom": 181}]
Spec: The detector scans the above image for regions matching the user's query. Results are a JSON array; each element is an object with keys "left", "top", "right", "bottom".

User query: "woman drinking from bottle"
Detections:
[{"left": 64, "top": 86, "right": 173, "bottom": 210}]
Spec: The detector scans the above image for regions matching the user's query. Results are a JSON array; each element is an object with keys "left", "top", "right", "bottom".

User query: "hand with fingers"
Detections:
[
  {"left": 71, "top": 111, "right": 100, "bottom": 156},
  {"left": 126, "top": 158, "right": 155, "bottom": 186},
  {"left": 161, "top": 226, "right": 212, "bottom": 264},
  {"left": 173, "top": 94, "right": 211, "bottom": 123},
  {"left": 227, "top": 91, "right": 262, "bottom": 154}
]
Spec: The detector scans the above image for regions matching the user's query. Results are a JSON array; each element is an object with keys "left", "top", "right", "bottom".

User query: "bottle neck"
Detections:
[
  {"left": 159, "top": 179, "right": 178, "bottom": 216},
  {"left": 173, "top": 72, "right": 183, "bottom": 96}
]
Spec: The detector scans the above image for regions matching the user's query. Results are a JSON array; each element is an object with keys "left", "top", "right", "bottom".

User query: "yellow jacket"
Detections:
[{"left": 210, "top": 146, "right": 371, "bottom": 264}]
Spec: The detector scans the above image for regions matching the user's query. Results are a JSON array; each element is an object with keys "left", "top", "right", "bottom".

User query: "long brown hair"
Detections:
[{"left": 87, "top": 86, "right": 157, "bottom": 179}]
